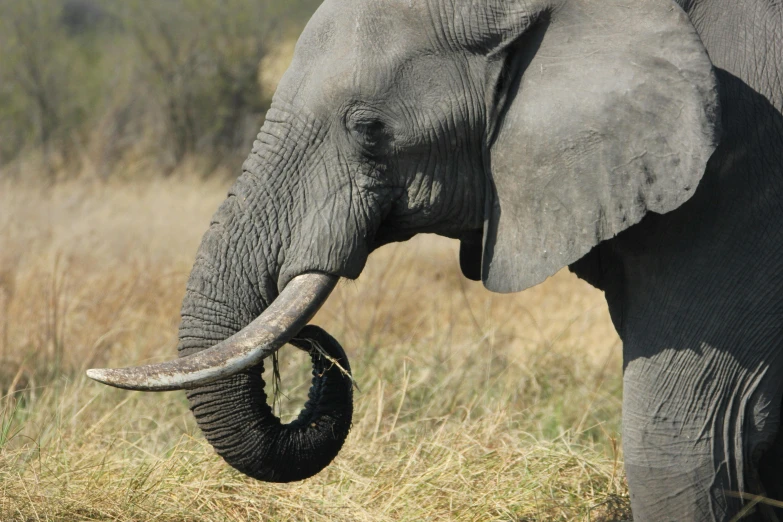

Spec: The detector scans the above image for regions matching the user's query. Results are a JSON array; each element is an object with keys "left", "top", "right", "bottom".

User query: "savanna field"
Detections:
[
  {"left": 1, "top": 1, "right": 631, "bottom": 519},
  {"left": 0, "top": 176, "right": 630, "bottom": 521}
]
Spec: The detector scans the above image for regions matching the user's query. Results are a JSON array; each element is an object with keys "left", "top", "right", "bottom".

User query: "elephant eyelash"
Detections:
[
  {"left": 351, "top": 119, "right": 386, "bottom": 145},
  {"left": 345, "top": 111, "right": 392, "bottom": 156}
]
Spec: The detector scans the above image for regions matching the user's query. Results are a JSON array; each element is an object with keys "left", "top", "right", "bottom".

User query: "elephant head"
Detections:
[{"left": 88, "top": 0, "right": 719, "bottom": 482}]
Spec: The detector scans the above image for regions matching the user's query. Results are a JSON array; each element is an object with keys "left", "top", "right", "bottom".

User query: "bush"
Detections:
[{"left": 0, "top": 0, "right": 319, "bottom": 179}]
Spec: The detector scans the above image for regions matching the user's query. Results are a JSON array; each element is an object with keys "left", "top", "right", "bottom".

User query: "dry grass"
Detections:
[{"left": 0, "top": 177, "right": 629, "bottom": 521}]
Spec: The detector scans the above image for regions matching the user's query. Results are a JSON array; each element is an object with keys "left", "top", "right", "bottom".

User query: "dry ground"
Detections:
[{"left": 0, "top": 177, "right": 629, "bottom": 521}]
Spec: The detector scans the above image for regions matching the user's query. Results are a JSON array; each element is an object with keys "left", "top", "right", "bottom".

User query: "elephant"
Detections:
[{"left": 87, "top": 0, "right": 783, "bottom": 519}]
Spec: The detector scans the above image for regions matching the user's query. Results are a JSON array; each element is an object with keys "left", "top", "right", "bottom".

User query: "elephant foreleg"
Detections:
[
  {"left": 757, "top": 403, "right": 783, "bottom": 520},
  {"left": 622, "top": 343, "right": 783, "bottom": 522}
]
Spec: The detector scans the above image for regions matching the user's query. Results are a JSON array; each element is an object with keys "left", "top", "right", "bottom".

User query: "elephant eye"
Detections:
[{"left": 346, "top": 112, "right": 390, "bottom": 155}]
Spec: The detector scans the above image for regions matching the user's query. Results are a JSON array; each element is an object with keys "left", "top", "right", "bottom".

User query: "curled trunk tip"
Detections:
[{"left": 188, "top": 324, "right": 354, "bottom": 483}]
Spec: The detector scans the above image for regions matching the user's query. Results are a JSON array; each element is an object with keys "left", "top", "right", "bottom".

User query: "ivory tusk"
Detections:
[{"left": 86, "top": 273, "right": 338, "bottom": 391}]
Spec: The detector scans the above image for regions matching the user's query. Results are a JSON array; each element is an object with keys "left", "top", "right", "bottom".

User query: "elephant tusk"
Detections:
[{"left": 86, "top": 273, "right": 338, "bottom": 391}]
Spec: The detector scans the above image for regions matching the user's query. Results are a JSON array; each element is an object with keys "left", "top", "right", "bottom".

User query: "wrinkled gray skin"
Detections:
[{"left": 177, "top": 0, "right": 782, "bottom": 519}]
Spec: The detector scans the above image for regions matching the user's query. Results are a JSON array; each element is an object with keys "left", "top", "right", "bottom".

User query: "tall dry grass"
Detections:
[{"left": 0, "top": 177, "right": 629, "bottom": 521}]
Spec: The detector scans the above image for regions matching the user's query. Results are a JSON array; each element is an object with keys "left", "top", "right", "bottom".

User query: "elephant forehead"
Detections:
[
  {"left": 279, "top": 0, "right": 455, "bottom": 110},
  {"left": 298, "top": 0, "right": 434, "bottom": 61}
]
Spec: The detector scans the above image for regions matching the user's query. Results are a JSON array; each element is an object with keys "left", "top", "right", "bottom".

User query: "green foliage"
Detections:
[
  {"left": 0, "top": 0, "right": 92, "bottom": 169},
  {"left": 0, "top": 0, "right": 319, "bottom": 178},
  {"left": 120, "top": 0, "right": 277, "bottom": 163}
]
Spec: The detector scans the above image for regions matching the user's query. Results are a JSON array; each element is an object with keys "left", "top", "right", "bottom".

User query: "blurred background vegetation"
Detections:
[{"left": 0, "top": 0, "right": 319, "bottom": 181}]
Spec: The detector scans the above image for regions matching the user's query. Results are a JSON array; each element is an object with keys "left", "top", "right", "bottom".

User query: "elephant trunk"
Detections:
[
  {"left": 86, "top": 168, "right": 356, "bottom": 482},
  {"left": 175, "top": 214, "right": 354, "bottom": 480},
  {"left": 88, "top": 104, "right": 371, "bottom": 481},
  {"left": 184, "top": 324, "right": 353, "bottom": 483},
  {"left": 173, "top": 198, "right": 353, "bottom": 482}
]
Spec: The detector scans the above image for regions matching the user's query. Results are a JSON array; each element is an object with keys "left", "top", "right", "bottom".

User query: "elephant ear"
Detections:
[{"left": 479, "top": 0, "right": 720, "bottom": 293}]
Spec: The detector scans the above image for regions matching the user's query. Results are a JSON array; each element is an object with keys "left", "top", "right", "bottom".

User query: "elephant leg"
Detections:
[
  {"left": 757, "top": 402, "right": 783, "bottom": 520},
  {"left": 622, "top": 344, "right": 783, "bottom": 522}
]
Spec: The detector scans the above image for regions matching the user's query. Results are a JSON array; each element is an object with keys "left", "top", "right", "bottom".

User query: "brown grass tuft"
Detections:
[{"left": 0, "top": 177, "right": 628, "bottom": 521}]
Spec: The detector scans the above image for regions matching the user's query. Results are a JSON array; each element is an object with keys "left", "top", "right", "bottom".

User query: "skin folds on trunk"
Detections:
[
  {"left": 185, "top": 325, "right": 353, "bottom": 483},
  {"left": 176, "top": 189, "right": 354, "bottom": 482}
]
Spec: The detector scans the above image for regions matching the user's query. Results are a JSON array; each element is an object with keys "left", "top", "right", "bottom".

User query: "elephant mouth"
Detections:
[
  {"left": 86, "top": 272, "right": 339, "bottom": 391},
  {"left": 370, "top": 227, "right": 417, "bottom": 250}
]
